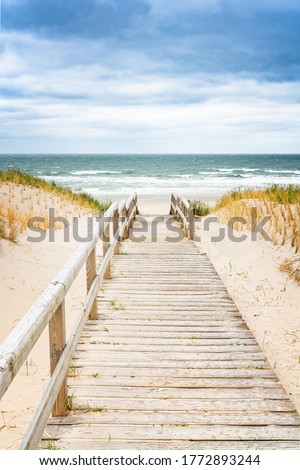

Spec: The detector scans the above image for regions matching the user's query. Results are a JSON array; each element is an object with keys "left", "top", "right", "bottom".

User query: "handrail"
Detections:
[
  {"left": 0, "top": 192, "right": 137, "bottom": 449},
  {"left": 170, "top": 193, "right": 194, "bottom": 240}
]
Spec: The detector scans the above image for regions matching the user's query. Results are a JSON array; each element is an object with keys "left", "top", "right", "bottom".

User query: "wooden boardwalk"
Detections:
[{"left": 41, "top": 213, "right": 300, "bottom": 449}]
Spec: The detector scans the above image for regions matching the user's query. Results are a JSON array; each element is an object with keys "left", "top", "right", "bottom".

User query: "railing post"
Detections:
[
  {"left": 189, "top": 201, "right": 195, "bottom": 240},
  {"left": 128, "top": 200, "right": 134, "bottom": 229},
  {"left": 135, "top": 194, "right": 138, "bottom": 218},
  {"left": 122, "top": 204, "right": 128, "bottom": 240},
  {"left": 176, "top": 196, "right": 180, "bottom": 220},
  {"left": 87, "top": 247, "right": 97, "bottom": 320},
  {"left": 184, "top": 204, "right": 188, "bottom": 237},
  {"left": 103, "top": 220, "right": 111, "bottom": 279},
  {"left": 170, "top": 194, "right": 173, "bottom": 215},
  {"left": 180, "top": 200, "right": 184, "bottom": 228},
  {"left": 113, "top": 207, "right": 119, "bottom": 255},
  {"left": 133, "top": 195, "right": 137, "bottom": 220},
  {"left": 49, "top": 300, "right": 67, "bottom": 417}
]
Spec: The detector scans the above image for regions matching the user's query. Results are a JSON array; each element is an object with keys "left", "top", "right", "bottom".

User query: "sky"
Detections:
[{"left": 0, "top": 0, "right": 300, "bottom": 153}]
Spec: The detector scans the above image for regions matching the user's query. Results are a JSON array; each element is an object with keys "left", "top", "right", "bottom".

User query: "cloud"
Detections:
[
  {"left": 2, "top": 1, "right": 300, "bottom": 81},
  {"left": 2, "top": 0, "right": 149, "bottom": 38},
  {"left": 145, "top": 0, "right": 300, "bottom": 16},
  {"left": 0, "top": 31, "right": 299, "bottom": 153},
  {"left": 0, "top": 2, "right": 300, "bottom": 152}
]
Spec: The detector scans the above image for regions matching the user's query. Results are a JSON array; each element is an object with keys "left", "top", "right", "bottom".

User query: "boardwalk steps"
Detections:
[{"left": 41, "top": 214, "right": 300, "bottom": 450}]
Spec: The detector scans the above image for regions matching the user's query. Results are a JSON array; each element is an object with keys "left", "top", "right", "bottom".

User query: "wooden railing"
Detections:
[
  {"left": 0, "top": 193, "right": 138, "bottom": 449},
  {"left": 170, "top": 193, "right": 195, "bottom": 240}
]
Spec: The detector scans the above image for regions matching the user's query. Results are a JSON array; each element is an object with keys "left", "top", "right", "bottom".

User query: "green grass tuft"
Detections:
[{"left": 189, "top": 199, "right": 210, "bottom": 216}]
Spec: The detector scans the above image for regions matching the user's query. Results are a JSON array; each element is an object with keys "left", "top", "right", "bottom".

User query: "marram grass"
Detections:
[
  {"left": 215, "top": 184, "right": 300, "bottom": 253},
  {"left": 189, "top": 199, "right": 210, "bottom": 216},
  {"left": 0, "top": 169, "right": 111, "bottom": 213},
  {"left": 0, "top": 169, "right": 111, "bottom": 242},
  {"left": 215, "top": 184, "right": 300, "bottom": 211}
]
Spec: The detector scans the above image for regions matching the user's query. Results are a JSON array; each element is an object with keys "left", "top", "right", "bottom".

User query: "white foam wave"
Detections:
[
  {"left": 70, "top": 170, "right": 121, "bottom": 175},
  {"left": 217, "top": 168, "right": 260, "bottom": 172},
  {"left": 264, "top": 169, "right": 300, "bottom": 174}
]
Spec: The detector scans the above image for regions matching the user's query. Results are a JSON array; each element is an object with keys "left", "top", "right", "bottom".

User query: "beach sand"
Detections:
[{"left": 0, "top": 198, "right": 300, "bottom": 449}]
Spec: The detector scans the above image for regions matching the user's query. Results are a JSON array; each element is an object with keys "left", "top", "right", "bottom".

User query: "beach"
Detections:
[{"left": 0, "top": 160, "right": 300, "bottom": 448}]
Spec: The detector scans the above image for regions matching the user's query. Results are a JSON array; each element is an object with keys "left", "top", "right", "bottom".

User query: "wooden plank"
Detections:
[
  {"left": 79, "top": 336, "right": 257, "bottom": 345},
  {"left": 39, "top": 439, "right": 300, "bottom": 450},
  {"left": 68, "top": 376, "right": 282, "bottom": 388},
  {"left": 43, "top": 424, "right": 300, "bottom": 441},
  {"left": 98, "top": 305, "right": 241, "bottom": 312},
  {"left": 68, "top": 366, "right": 277, "bottom": 378},
  {"left": 68, "top": 386, "right": 287, "bottom": 400},
  {"left": 85, "top": 321, "right": 248, "bottom": 328},
  {"left": 82, "top": 327, "right": 253, "bottom": 337},
  {"left": 48, "top": 410, "right": 300, "bottom": 426},
  {"left": 70, "top": 359, "right": 270, "bottom": 369},
  {"left": 73, "top": 397, "right": 295, "bottom": 412},
  {"left": 72, "top": 351, "right": 267, "bottom": 361},
  {"left": 75, "top": 344, "right": 261, "bottom": 353},
  {"left": 96, "top": 315, "right": 243, "bottom": 322}
]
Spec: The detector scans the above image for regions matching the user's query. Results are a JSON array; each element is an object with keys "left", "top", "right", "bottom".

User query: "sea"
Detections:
[{"left": 0, "top": 154, "right": 300, "bottom": 202}]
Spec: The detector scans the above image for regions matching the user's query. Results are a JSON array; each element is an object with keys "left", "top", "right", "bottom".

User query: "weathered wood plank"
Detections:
[
  {"left": 43, "top": 424, "right": 300, "bottom": 441},
  {"left": 73, "top": 397, "right": 295, "bottom": 412},
  {"left": 67, "top": 366, "right": 277, "bottom": 378},
  {"left": 82, "top": 327, "right": 253, "bottom": 337},
  {"left": 72, "top": 351, "right": 267, "bottom": 361},
  {"left": 68, "top": 386, "right": 287, "bottom": 400},
  {"left": 39, "top": 439, "right": 300, "bottom": 450},
  {"left": 70, "top": 359, "right": 271, "bottom": 369},
  {"left": 79, "top": 336, "right": 257, "bottom": 345},
  {"left": 75, "top": 344, "right": 261, "bottom": 353},
  {"left": 48, "top": 410, "right": 300, "bottom": 426},
  {"left": 68, "top": 376, "right": 282, "bottom": 389}
]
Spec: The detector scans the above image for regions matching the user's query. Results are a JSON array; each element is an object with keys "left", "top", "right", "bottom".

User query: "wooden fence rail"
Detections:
[
  {"left": 0, "top": 193, "right": 137, "bottom": 449},
  {"left": 170, "top": 193, "right": 194, "bottom": 240}
]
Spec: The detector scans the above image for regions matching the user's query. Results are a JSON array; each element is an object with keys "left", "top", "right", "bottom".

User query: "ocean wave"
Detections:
[
  {"left": 263, "top": 169, "right": 300, "bottom": 174},
  {"left": 70, "top": 170, "right": 121, "bottom": 175},
  {"left": 216, "top": 168, "right": 260, "bottom": 173},
  {"left": 168, "top": 174, "right": 194, "bottom": 178}
]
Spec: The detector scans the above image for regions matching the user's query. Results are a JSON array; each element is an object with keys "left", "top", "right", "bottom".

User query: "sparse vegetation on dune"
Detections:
[
  {"left": 215, "top": 184, "right": 300, "bottom": 210},
  {"left": 280, "top": 255, "right": 300, "bottom": 285},
  {"left": 214, "top": 184, "right": 300, "bottom": 252},
  {"left": 189, "top": 199, "right": 210, "bottom": 216},
  {"left": 0, "top": 169, "right": 112, "bottom": 242},
  {"left": 0, "top": 169, "right": 111, "bottom": 212}
]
